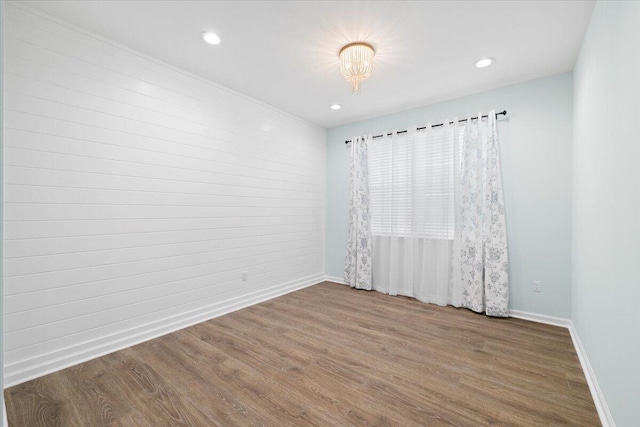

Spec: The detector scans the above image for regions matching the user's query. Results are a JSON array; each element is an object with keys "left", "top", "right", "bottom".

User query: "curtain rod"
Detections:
[{"left": 344, "top": 110, "right": 507, "bottom": 144}]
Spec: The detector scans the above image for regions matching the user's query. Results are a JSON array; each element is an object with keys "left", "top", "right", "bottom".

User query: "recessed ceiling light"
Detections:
[
  {"left": 202, "top": 32, "right": 222, "bottom": 45},
  {"left": 475, "top": 58, "right": 493, "bottom": 68},
  {"left": 330, "top": 104, "right": 341, "bottom": 110}
]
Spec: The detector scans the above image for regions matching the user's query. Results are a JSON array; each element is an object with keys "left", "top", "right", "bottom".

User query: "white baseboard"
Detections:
[
  {"left": 568, "top": 323, "right": 615, "bottom": 427},
  {"left": 4, "top": 273, "right": 326, "bottom": 387},
  {"left": 508, "top": 309, "right": 573, "bottom": 328},
  {"left": 324, "top": 275, "right": 347, "bottom": 285}
]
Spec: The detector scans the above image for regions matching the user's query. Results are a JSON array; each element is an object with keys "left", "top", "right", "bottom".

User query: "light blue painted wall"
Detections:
[
  {"left": 327, "top": 73, "right": 573, "bottom": 318},
  {"left": 572, "top": 1, "right": 640, "bottom": 426}
]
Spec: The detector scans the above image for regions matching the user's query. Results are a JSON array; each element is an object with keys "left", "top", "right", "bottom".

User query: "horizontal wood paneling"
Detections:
[{"left": 3, "top": 3, "right": 326, "bottom": 383}]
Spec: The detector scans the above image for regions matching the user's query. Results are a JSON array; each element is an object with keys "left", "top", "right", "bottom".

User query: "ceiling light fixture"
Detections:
[
  {"left": 339, "top": 42, "right": 375, "bottom": 94},
  {"left": 202, "top": 32, "right": 222, "bottom": 45},
  {"left": 475, "top": 57, "right": 493, "bottom": 68},
  {"left": 330, "top": 104, "right": 341, "bottom": 110}
]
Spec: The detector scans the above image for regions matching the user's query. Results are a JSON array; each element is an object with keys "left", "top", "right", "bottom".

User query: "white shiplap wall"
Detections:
[{"left": 3, "top": 3, "right": 326, "bottom": 386}]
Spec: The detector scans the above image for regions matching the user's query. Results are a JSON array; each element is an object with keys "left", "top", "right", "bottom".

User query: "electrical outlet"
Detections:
[
  {"left": 242, "top": 272, "right": 248, "bottom": 282},
  {"left": 533, "top": 281, "right": 542, "bottom": 292}
]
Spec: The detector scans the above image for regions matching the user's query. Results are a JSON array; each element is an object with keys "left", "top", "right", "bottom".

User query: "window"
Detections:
[{"left": 368, "top": 127, "right": 462, "bottom": 239}]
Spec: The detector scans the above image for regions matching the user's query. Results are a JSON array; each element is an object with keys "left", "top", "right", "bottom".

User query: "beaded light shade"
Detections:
[{"left": 339, "top": 42, "right": 375, "bottom": 94}]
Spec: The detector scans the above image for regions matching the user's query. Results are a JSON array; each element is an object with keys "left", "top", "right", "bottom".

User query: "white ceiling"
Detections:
[{"left": 23, "top": 0, "right": 594, "bottom": 128}]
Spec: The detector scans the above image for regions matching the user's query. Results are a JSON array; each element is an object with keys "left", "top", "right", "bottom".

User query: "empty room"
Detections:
[{"left": 0, "top": 0, "right": 638, "bottom": 426}]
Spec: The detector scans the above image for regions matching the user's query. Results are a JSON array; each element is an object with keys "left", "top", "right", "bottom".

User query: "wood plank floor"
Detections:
[{"left": 5, "top": 282, "right": 600, "bottom": 426}]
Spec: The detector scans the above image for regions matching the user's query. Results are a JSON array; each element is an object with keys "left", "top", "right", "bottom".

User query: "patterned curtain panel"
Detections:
[
  {"left": 452, "top": 111, "right": 509, "bottom": 317},
  {"left": 344, "top": 136, "right": 373, "bottom": 290}
]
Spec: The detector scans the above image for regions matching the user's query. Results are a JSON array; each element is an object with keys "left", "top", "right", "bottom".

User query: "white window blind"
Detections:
[{"left": 368, "top": 127, "right": 462, "bottom": 239}]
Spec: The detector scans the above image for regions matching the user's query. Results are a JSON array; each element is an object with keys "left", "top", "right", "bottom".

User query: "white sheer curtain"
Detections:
[
  {"left": 368, "top": 122, "right": 461, "bottom": 305},
  {"left": 356, "top": 111, "right": 509, "bottom": 316}
]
